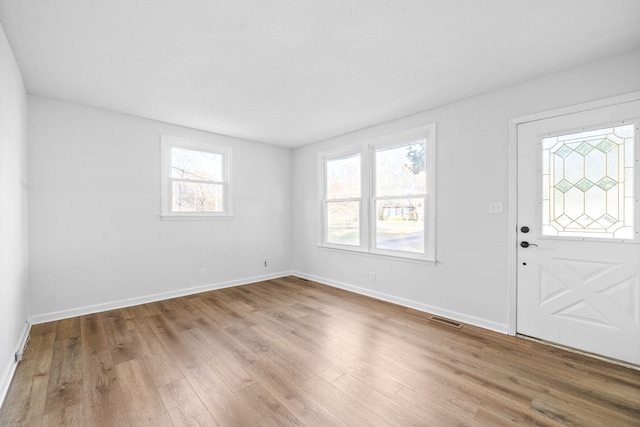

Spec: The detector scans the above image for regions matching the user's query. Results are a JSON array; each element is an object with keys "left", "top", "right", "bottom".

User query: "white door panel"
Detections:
[{"left": 517, "top": 100, "right": 640, "bottom": 365}]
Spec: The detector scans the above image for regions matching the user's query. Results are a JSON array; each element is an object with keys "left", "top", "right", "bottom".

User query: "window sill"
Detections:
[{"left": 318, "top": 244, "right": 436, "bottom": 266}]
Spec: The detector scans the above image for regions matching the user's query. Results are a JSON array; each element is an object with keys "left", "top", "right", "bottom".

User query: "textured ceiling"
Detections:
[{"left": 1, "top": 0, "right": 639, "bottom": 147}]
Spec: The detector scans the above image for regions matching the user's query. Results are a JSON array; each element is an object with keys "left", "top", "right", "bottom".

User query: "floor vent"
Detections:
[{"left": 429, "top": 316, "right": 463, "bottom": 329}]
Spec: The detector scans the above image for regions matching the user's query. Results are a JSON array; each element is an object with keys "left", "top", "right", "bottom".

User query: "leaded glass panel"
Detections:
[{"left": 541, "top": 124, "right": 636, "bottom": 239}]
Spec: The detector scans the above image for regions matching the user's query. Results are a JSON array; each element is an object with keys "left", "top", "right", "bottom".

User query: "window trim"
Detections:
[
  {"left": 321, "top": 148, "right": 370, "bottom": 251},
  {"left": 322, "top": 151, "right": 365, "bottom": 248},
  {"left": 160, "top": 134, "right": 233, "bottom": 220},
  {"left": 319, "top": 124, "right": 436, "bottom": 263}
]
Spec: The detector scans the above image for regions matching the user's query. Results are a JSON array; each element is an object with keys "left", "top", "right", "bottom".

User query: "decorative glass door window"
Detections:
[{"left": 541, "top": 123, "right": 636, "bottom": 240}]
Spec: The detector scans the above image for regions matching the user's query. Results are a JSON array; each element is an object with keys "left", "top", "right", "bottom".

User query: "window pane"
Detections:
[
  {"left": 172, "top": 181, "right": 224, "bottom": 212},
  {"left": 541, "top": 124, "right": 635, "bottom": 239},
  {"left": 327, "top": 201, "right": 359, "bottom": 246},
  {"left": 375, "top": 198, "right": 424, "bottom": 253},
  {"left": 376, "top": 141, "right": 426, "bottom": 196},
  {"left": 171, "top": 147, "right": 223, "bottom": 181},
  {"left": 326, "top": 155, "right": 360, "bottom": 199}
]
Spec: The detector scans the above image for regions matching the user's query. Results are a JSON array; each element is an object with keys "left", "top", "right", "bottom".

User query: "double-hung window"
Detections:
[
  {"left": 321, "top": 124, "right": 436, "bottom": 262},
  {"left": 325, "top": 153, "right": 362, "bottom": 246},
  {"left": 161, "top": 135, "right": 232, "bottom": 218}
]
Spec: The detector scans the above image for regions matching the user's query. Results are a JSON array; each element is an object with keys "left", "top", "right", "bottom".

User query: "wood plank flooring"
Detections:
[{"left": 1, "top": 276, "right": 639, "bottom": 426}]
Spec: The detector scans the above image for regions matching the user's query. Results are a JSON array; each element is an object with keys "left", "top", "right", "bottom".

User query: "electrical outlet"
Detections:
[
  {"left": 264, "top": 259, "right": 268, "bottom": 267},
  {"left": 370, "top": 272, "right": 376, "bottom": 282},
  {"left": 200, "top": 269, "right": 206, "bottom": 278}
]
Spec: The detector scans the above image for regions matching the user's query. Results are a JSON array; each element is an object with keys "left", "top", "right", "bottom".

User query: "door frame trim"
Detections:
[{"left": 507, "top": 91, "right": 640, "bottom": 335}]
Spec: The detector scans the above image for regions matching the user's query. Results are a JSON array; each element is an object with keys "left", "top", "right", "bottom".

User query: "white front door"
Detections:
[{"left": 517, "top": 99, "right": 640, "bottom": 366}]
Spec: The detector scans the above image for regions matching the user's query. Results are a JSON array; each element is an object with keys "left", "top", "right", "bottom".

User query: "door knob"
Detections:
[{"left": 520, "top": 241, "right": 538, "bottom": 248}]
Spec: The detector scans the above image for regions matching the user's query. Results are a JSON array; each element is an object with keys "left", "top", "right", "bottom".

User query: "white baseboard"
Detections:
[
  {"left": 292, "top": 271, "right": 509, "bottom": 334},
  {"left": 29, "top": 271, "right": 293, "bottom": 325},
  {"left": 1, "top": 321, "right": 30, "bottom": 408}
]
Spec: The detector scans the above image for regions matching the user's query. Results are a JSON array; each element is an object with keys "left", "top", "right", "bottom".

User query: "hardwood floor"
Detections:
[{"left": 1, "top": 276, "right": 639, "bottom": 426}]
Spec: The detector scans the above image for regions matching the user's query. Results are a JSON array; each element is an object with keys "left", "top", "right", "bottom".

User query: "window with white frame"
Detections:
[
  {"left": 325, "top": 153, "right": 362, "bottom": 246},
  {"left": 161, "top": 135, "right": 232, "bottom": 218},
  {"left": 320, "top": 124, "right": 436, "bottom": 262}
]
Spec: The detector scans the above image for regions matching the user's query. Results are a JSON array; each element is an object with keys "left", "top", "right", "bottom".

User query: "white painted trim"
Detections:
[
  {"left": 317, "top": 245, "right": 436, "bottom": 265},
  {"left": 318, "top": 123, "right": 437, "bottom": 262},
  {"left": 28, "top": 271, "right": 292, "bottom": 325},
  {"left": 318, "top": 146, "right": 366, "bottom": 250},
  {"left": 507, "top": 115, "right": 519, "bottom": 336},
  {"left": 507, "top": 90, "right": 640, "bottom": 336},
  {"left": 292, "top": 271, "right": 508, "bottom": 334},
  {"left": 1, "top": 321, "right": 30, "bottom": 408}
]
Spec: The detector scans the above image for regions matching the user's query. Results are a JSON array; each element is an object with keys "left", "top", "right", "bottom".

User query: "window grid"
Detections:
[
  {"left": 323, "top": 153, "right": 362, "bottom": 247},
  {"left": 371, "top": 139, "right": 428, "bottom": 256},
  {"left": 161, "top": 135, "right": 232, "bottom": 219},
  {"left": 541, "top": 122, "right": 636, "bottom": 240},
  {"left": 320, "top": 124, "right": 436, "bottom": 262}
]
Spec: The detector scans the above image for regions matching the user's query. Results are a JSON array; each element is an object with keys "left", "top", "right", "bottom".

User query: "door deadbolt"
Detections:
[{"left": 520, "top": 226, "right": 530, "bottom": 233}]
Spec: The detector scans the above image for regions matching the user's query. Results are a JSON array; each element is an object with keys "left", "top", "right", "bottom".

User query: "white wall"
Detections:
[
  {"left": 0, "top": 23, "right": 29, "bottom": 401},
  {"left": 291, "top": 49, "right": 640, "bottom": 332},
  {"left": 28, "top": 97, "right": 292, "bottom": 320}
]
